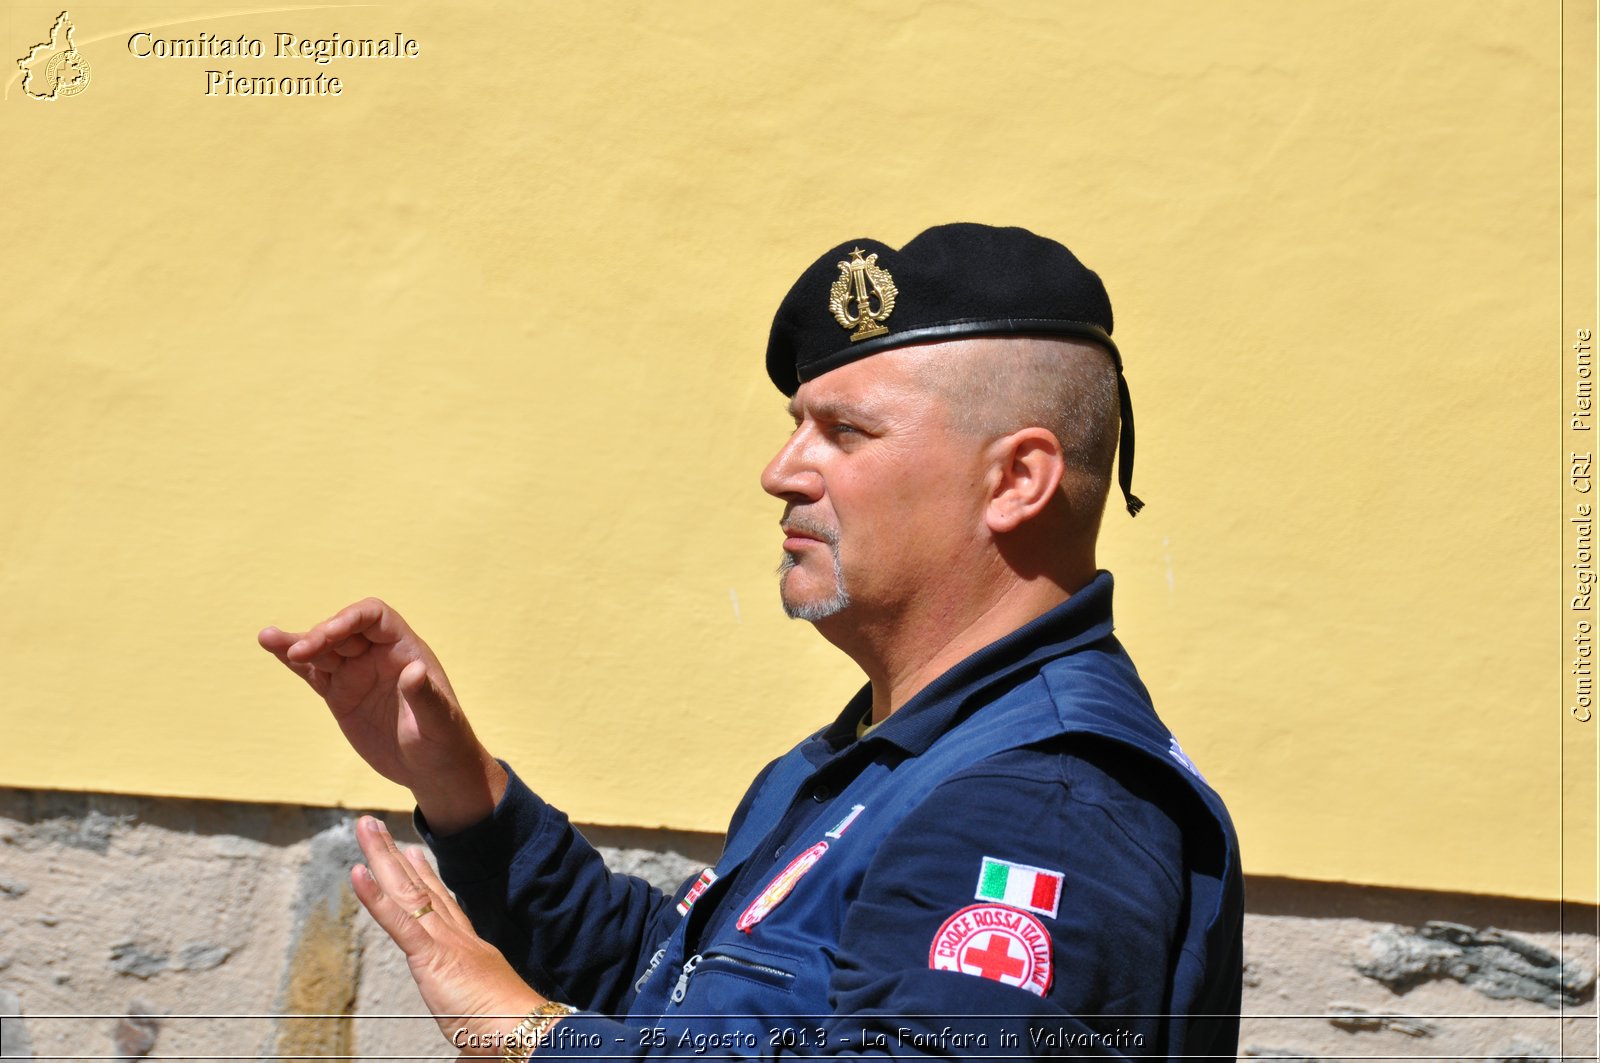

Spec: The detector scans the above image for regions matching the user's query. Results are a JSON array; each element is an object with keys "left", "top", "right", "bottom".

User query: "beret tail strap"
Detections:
[{"left": 1116, "top": 374, "right": 1143, "bottom": 517}]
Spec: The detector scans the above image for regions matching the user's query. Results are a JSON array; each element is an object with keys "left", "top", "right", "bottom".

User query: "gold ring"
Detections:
[{"left": 409, "top": 901, "right": 434, "bottom": 919}]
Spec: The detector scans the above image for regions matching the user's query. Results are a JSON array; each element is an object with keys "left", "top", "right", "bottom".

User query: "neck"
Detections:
[{"left": 817, "top": 561, "right": 1096, "bottom": 725}]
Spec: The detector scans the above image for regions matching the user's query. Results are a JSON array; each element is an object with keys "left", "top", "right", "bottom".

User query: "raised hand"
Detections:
[{"left": 259, "top": 598, "right": 506, "bottom": 833}]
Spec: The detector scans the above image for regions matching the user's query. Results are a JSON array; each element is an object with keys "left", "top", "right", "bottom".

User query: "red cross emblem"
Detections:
[
  {"left": 963, "top": 932, "right": 1027, "bottom": 981},
  {"left": 928, "top": 903, "right": 1053, "bottom": 996}
]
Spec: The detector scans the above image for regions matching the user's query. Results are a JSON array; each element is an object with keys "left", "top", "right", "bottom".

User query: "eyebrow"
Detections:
[{"left": 786, "top": 396, "right": 870, "bottom": 422}]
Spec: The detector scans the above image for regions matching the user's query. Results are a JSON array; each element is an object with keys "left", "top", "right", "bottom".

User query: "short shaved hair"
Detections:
[{"left": 915, "top": 336, "right": 1121, "bottom": 528}]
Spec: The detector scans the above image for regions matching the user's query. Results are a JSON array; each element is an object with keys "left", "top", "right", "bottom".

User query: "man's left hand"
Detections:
[{"left": 351, "top": 815, "right": 550, "bottom": 1057}]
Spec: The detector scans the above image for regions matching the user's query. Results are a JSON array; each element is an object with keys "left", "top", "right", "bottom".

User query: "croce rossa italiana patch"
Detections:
[{"left": 928, "top": 903, "right": 1053, "bottom": 996}]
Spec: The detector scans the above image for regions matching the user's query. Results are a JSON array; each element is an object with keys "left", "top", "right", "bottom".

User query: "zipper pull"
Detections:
[
  {"left": 670, "top": 953, "right": 703, "bottom": 1004},
  {"left": 634, "top": 945, "right": 668, "bottom": 993}
]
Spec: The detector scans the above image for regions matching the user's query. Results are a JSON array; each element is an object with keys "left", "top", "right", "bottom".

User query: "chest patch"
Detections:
[
  {"left": 928, "top": 903, "right": 1053, "bottom": 997},
  {"left": 736, "top": 840, "right": 828, "bottom": 933},
  {"left": 676, "top": 867, "right": 717, "bottom": 916},
  {"left": 824, "top": 803, "right": 866, "bottom": 838}
]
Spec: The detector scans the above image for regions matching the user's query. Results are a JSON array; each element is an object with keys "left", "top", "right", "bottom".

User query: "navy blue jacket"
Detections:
[{"left": 423, "top": 573, "right": 1243, "bottom": 1059}]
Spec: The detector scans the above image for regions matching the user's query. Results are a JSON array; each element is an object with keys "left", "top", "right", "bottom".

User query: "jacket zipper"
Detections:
[
  {"left": 669, "top": 951, "right": 793, "bottom": 1004},
  {"left": 634, "top": 945, "right": 668, "bottom": 993},
  {"left": 670, "top": 954, "right": 703, "bottom": 1004}
]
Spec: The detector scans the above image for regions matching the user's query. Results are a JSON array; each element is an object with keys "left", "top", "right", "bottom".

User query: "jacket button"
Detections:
[
  {"left": 773, "top": 846, "right": 784, "bottom": 859},
  {"left": 811, "top": 787, "right": 830, "bottom": 802}
]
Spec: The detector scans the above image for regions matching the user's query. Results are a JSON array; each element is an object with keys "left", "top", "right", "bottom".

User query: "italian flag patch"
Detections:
[{"left": 974, "top": 856, "right": 1064, "bottom": 918}]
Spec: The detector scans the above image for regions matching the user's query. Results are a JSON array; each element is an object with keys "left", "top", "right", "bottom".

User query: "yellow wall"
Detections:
[{"left": 2, "top": 1, "right": 1592, "bottom": 902}]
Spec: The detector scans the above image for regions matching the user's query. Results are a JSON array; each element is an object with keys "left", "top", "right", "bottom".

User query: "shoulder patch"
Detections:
[
  {"left": 929, "top": 904, "right": 1052, "bottom": 997},
  {"left": 974, "top": 856, "right": 1063, "bottom": 918},
  {"left": 1167, "top": 736, "right": 1206, "bottom": 782}
]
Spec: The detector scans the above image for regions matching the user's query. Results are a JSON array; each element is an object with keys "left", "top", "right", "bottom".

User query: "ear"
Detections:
[{"left": 985, "top": 428, "right": 1066, "bottom": 535}]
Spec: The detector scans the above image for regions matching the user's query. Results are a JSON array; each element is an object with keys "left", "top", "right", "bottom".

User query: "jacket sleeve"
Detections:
[
  {"left": 819, "top": 740, "right": 1191, "bottom": 1057},
  {"left": 417, "top": 763, "right": 689, "bottom": 1013},
  {"left": 420, "top": 757, "right": 787, "bottom": 1016},
  {"left": 532, "top": 739, "right": 1204, "bottom": 1059}
]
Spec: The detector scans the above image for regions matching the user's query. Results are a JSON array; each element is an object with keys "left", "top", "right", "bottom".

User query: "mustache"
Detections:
[{"left": 781, "top": 510, "right": 840, "bottom": 546}]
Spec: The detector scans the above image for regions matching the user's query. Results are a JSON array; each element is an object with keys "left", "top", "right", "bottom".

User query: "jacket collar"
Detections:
[{"left": 817, "top": 571, "right": 1119, "bottom": 756}]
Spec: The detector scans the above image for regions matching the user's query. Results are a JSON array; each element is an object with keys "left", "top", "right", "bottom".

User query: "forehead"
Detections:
[{"left": 785, "top": 345, "right": 942, "bottom": 419}]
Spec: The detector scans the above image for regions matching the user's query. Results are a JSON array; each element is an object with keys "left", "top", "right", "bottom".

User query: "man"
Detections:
[{"left": 260, "top": 223, "right": 1243, "bottom": 1060}]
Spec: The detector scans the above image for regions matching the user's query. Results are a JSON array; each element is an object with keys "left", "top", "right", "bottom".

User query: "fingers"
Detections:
[
  {"left": 358, "top": 816, "right": 431, "bottom": 909},
  {"left": 257, "top": 627, "right": 324, "bottom": 686},
  {"left": 351, "top": 863, "right": 433, "bottom": 956},
  {"left": 260, "top": 620, "right": 355, "bottom": 677},
  {"left": 285, "top": 598, "right": 399, "bottom": 663},
  {"left": 266, "top": 599, "right": 446, "bottom": 691},
  {"left": 353, "top": 817, "right": 437, "bottom": 954},
  {"left": 257, "top": 626, "right": 299, "bottom": 656},
  {"left": 351, "top": 817, "right": 547, "bottom": 1051},
  {"left": 406, "top": 847, "right": 474, "bottom": 935},
  {"left": 302, "top": 634, "right": 373, "bottom": 676},
  {"left": 398, "top": 659, "right": 458, "bottom": 725},
  {"left": 333, "top": 634, "right": 373, "bottom": 658}
]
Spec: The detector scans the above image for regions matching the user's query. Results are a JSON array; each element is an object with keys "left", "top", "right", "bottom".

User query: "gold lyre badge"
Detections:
[{"left": 829, "top": 248, "right": 897, "bottom": 342}]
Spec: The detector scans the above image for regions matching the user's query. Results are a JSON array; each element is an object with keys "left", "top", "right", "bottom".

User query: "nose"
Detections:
[{"left": 761, "top": 428, "right": 822, "bottom": 503}]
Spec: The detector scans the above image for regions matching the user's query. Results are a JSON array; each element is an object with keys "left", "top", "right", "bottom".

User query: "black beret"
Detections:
[{"left": 764, "top": 222, "right": 1144, "bottom": 515}]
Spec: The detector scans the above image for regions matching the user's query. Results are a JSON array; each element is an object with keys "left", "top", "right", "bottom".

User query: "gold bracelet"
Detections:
[{"left": 502, "top": 1002, "right": 576, "bottom": 1062}]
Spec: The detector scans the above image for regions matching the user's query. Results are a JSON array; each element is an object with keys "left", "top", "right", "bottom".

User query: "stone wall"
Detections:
[
  {"left": 1240, "top": 878, "right": 1596, "bottom": 1063},
  {"left": 0, "top": 789, "right": 1593, "bottom": 1061}
]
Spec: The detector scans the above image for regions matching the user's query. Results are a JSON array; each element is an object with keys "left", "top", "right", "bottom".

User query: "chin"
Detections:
[
  {"left": 782, "top": 598, "right": 851, "bottom": 623},
  {"left": 779, "top": 578, "right": 851, "bottom": 622}
]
